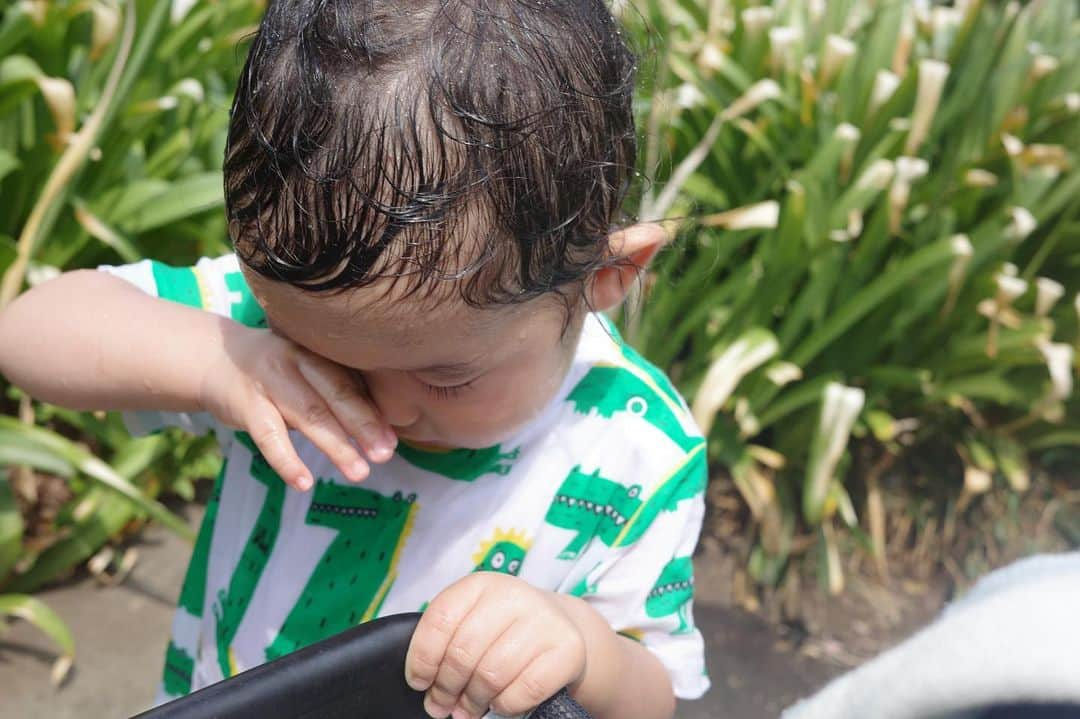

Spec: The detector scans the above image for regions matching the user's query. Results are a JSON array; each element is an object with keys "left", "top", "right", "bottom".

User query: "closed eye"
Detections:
[{"left": 422, "top": 378, "right": 477, "bottom": 400}]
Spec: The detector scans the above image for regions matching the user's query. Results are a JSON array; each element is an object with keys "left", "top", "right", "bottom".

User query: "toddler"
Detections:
[{"left": 0, "top": 1, "right": 709, "bottom": 717}]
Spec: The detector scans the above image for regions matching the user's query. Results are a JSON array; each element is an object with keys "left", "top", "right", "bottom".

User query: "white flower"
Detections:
[
  {"left": 769, "top": 26, "right": 802, "bottom": 71},
  {"left": 964, "top": 466, "right": 992, "bottom": 494},
  {"left": 170, "top": 78, "right": 205, "bottom": 103},
  {"left": 951, "top": 234, "right": 974, "bottom": 258},
  {"left": 869, "top": 70, "right": 901, "bottom": 114},
  {"left": 702, "top": 201, "right": 780, "bottom": 230},
  {"left": 931, "top": 6, "right": 962, "bottom": 31},
  {"left": 821, "top": 35, "right": 856, "bottom": 86},
  {"left": 699, "top": 43, "right": 724, "bottom": 71},
  {"left": 964, "top": 169, "right": 998, "bottom": 187},
  {"left": 734, "top": 397, "right": 760, "bottom": 438},
  {"left": 892, "top": 8, "right": 916, "bottom": 74},
  {"left": 856, "top": 159, "right": 895, "bottom": 190},
  {"left": 27, "top": 264, "right": 61, "bottom": 287},
  {"left": 1001, "top": 133, "right": 1024, "bottom": 156},
  {"left": 847, "top": 209, "right": 863, "bottom": 239},
  {"left": 888, "top": 158, "right": 929, "bottom": 234},
  {"left": 1066, "top": 93, "right": 1080, "bottom": 113},
  {"left": 692, "top": 329, "right": 779, "bottom": 436},
  {"left": 804, "top": 384, "right": 865, "bottom": 524},
  {"left": 905, "top": 59, "right": 950, "bottom": 155},
  {"left": 1037, "top": 340, "right": 1075, "bottom": 401},
  {"left": 1024, "top": 144, "right": 1069, "bottom": 171},
  {"left": 913, "top": 0, "right": 932, "bottom": 26},
  {"left": 942, "top": 234, "right": 973, "bottom": 317},
  {"left": 171, "top": 0, "right": 198, "bottom": 24},
  {"left": 836, "top": 122, "right": 861, "bottom": 143},
  {"left": 35, "top": 75, "right": 75, "bottom": 142},
  {"left": 1035, "top": 277, "right": 1065, "bottom": 316},
  {"left": 995, "top": 274, "right": 1028, "bottom": 303},
  {"left": 766, "top": 362, "right": 803, "bottom": 387},
  {"left": 720, "top": 79, "right": 782, "bottom": 121},
  {"left": 742, "top": 6, "right": 775, "bottom": 34},
  {"left": 1006, "top": 206, "right": 1036, "bottom": 241},
  {"left": 895, "top": 156, "right": 929, "bottom": 182},
  {"left": 1001, "top": 262, "right": 1019, "bottom": 277},
  {"left": 675, "top": 83, "right": 705, "bottom": 109},
  {"left": 1031, "top": 55, "right": 1060, "bottom": 80},
  {"left": 90, "top": 0, "right": 120, "bottom": 59}
]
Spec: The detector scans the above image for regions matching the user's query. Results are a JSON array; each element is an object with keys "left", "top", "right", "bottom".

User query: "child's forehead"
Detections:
[
  {"left": 241, "top": 265, "right": 560, "bottom": 371},
  {"left": 248, "top": 267, "right": 492, "bottom": 334}
]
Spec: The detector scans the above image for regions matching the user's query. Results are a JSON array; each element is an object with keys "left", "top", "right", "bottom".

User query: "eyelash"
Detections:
[{"left": 423, "top": 379, "right": 475, "bottom": 400}]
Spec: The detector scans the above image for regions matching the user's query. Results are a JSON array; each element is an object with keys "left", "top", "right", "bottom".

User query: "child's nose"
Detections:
[{"left": 363, "top": 371, "right": 422, "bottom": 429}]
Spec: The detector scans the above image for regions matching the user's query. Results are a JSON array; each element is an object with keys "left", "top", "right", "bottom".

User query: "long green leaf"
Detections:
[
  {"left": 0, "top": 593, "right": 74, "bottom": 684},
  {"left": 0, "top": 149, "right": 19, "bottom": 184},
  {"left": 0, "top": 477, "right": 23, "bottom": 583},
  {"left": 0, "top": 417, "right": 193, "bottom": 541},
  {"left": 0, "top": 427, "right": 76, "bottom": 477},
  {"left": 789, "top": 237, "right": 957, "bottom": 368},
  {"left": 121, "top": 172, "right": 223, "bottom": 233}
]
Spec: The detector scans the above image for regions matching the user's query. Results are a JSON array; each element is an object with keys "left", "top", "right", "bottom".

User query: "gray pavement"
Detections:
[{"left": 1, "top": 514, "right": 839, "bottom": 719}]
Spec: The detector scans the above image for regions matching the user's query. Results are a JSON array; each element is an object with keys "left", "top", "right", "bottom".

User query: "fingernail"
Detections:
[
  {"left": 369, "top": 443, "right": 394, "bottom": 462},
  {"left": 348, "top": 461, "right": 369, "bottom": 482},
  {"left": 424, "top": 696, "right": 450, "bottom": 718},
  {"left": 383, "top": 427, "right": 399, "bottom": 448},
  {"left": 405, "top": 672, "right": 426, "bottom": 692},
  {"left": 370, "top": 431, "right": 397, "bottom": 462},
  {"left": 296, "top": 474, "right": 313, "bottom": 491}
]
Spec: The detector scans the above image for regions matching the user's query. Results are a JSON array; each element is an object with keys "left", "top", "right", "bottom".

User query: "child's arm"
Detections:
[
  {"left": 404, "top": 573, "right": 676, "bottom": 719},
  {"left": 0, "top": 270, "right": 395, "bottom": 489},
  {"left": 553, "top": 591, "right": 677, "bottom": 719},
  {"left": 0, "top": 270, "right": 235, "bottom": 413}
]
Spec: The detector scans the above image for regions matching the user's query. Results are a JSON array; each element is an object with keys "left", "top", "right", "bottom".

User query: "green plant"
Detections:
[
  {"left": 0, "top": 0, "right": 260, "bottom": 676},
  {"left": 620, "top": 0, "right": 1080, "bottom": 591}
]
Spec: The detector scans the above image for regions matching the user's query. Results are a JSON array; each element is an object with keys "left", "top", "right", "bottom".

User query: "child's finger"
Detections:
[
  {"left": 425, "top": 598, "right": 516, "bottom": 715},
  {"left": 272, "top": 381, "right": 371, "bottom": 484},
  {"left": 244, "top": 398, "right": 314, "bottom": 491},
  {"left": 489, "top": 648, "right": 567, "bottom": 718},
  {"left": 405, "top": 578, "right": 487, "bottom": 694},
  {"left": 295, "top": 356, "right": 396, "bottom": 463},
  {"left": 457, "top": 619, "right": 542, "bottom": 717}
]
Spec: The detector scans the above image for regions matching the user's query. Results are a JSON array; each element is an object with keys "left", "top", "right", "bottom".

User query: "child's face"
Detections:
[{"left": 243, "top": 269, "right": 584, "bottom": 450}]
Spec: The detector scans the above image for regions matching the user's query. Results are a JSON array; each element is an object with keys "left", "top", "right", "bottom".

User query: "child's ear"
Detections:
[{"left": 586, "top": 223, "right": 670, "bottom": 312}]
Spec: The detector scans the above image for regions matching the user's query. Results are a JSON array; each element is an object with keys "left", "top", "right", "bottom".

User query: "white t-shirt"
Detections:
[{"left": 100, "top": 255, "right": 711, "bottom": 708}]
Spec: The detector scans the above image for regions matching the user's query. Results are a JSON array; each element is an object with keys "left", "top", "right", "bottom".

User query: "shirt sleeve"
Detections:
[
  {"left": 96, "top": 254, "right": 266, "bottom": 437},
  {"left": 572, "top": 444, "right": 711, "bottom": 701}
]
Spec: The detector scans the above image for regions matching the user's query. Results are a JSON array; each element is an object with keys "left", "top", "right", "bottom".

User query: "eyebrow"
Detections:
[
  {"left": 406, "top": 360, "right": 482, "bottom": 378},
  {"left": 264, "top": 317, "right": 485, "bottom": 377}
]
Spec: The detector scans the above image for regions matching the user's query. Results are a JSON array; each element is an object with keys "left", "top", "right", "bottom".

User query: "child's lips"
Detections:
[{"left": 396, "top": 435, "right": 453, "bottom": 450}]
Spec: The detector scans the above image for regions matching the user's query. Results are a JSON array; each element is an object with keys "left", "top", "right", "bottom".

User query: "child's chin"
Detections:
[{"left": 400, "top": 433, "right": 509, "bottom": 451}]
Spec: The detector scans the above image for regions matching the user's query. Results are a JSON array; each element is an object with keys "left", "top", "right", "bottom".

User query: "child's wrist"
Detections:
[
  {"left": 548, "top": 592, "right": 622, "bottom": 712},
  {"left": 193, "top": 317, "right": 255, "bottom": 417}
]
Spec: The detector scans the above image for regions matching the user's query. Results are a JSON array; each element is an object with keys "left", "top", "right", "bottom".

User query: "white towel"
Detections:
[{"left": 782, "top": 552, "right": 1080, "bottom": 719}]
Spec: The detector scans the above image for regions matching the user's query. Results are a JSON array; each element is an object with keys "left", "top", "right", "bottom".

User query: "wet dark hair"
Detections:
[{"left": 224, "top": 0, "right": 638, "bottom": 309}]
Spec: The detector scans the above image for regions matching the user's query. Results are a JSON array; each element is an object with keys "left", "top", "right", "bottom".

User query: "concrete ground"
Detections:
[{"left": 0, "top": 513, "right": 840, "bottom": 719}]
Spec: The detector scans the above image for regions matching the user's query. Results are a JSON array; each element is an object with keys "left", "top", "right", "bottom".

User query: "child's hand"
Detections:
[
  {"left": 199, "top": 324, "right": 396, "bottom": 490},
  {"left": 405, "top": 573, "right": 587, "bottom": 719}
]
